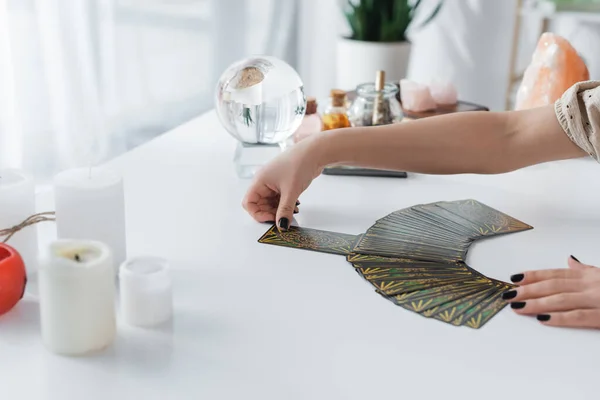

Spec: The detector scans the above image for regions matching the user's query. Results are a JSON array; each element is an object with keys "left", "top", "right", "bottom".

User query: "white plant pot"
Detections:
[{"left": 336, "top": 38, "right": 411, "bottom": 90}]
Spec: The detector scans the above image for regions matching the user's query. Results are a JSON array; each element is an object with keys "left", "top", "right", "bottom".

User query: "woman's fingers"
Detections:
[
  {"left": 242, "top": 178, "right": 290, "bottom": 223},
  {"left": 567, "top": 255, "right": 596, "bottom": 270},
  {"left": 505, "top": 278, "right": 584, "bottom": 301},
  {"left": 537, "top": 309, "right": 600, "bottom": 329},
  {"left": 252, "top": 210, "right": 276, "bottom": 223},
  {"left": 511, "top": 268, "right": 584, "bottom": 284},
  {"left": 508, "top": 259, "right": 600, "bottom": 330},
  {"left": 510, "top": 292, "right": 594, "bottom": 315},
  {"left": 275, "top": 190, "right": 300, "bottom": 231}
]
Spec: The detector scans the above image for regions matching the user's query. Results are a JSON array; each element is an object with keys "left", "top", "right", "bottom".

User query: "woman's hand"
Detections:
[
  {"left": 242, "top": 135, "right": 325, "bottom": 230},
  {"left": 503, "top": 256, "right": 600, "bottom": 329}
]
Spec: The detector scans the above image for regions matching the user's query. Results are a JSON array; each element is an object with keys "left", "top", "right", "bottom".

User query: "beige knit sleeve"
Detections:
[{"left": 554, "top": 80, "right": 600, "bottom": 161}]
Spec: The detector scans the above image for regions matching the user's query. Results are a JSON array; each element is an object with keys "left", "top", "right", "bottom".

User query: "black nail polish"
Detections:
[
  {"left": 537, "top": 314, "right": 551, "bottom": 322},
  {"left": 296, "top": 200, "right": 300, "bottom": 206},
  {"left": 570, "top": 255, "right": 580, "bottom": 262},
  {"left": 293, "top": 210, "right": 299, "bottom": 214},
  {"left": 510, "top": 302, "right": 526, "bottom": 309},
  {"left": 279, "top": 217, "right": 289, "bottom": 230},
  {"left": 265, "top": 220, "right": 275, "bottom": 224},
  {"left": 510, "top": 273, "right": 524, "bottom": 283},
  {"left": 502, "top": 290, "right": 517, "bottom": 300}
]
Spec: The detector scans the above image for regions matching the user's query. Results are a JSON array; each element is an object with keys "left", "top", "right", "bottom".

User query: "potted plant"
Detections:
[{"left": 337, "top": 0, "right": 443, "bottom": 90}]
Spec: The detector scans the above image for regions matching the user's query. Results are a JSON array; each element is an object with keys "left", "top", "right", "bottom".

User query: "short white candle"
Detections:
[
  {"left": 0, "top": 169, "right": 39, "bottom": 275},
  {"left": 119, "top": 256, "right": 173, "bottom": 327},
  {"left": 54, "top": 168, "right": 126, "bottom": 273},
  {"left": 39, "top": 239, "right": 116, "bottom": 355}
]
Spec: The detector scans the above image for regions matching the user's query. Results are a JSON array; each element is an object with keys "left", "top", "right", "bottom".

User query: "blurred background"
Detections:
[{"left": 1, "top": 0, "right": 600, "bottom": 183}]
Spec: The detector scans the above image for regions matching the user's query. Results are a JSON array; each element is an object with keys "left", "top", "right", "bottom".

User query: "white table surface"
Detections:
[{"left": 2, "top": 111, "right": 600, "bottom": 400}]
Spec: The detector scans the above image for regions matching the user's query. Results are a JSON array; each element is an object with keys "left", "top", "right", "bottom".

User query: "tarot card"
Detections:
[
  {"left": 357, "top": 235, "right": 468, "bottom": 258},
  {"left": 364, "top": 224, "right": 470, "bottom": 250},
  {"left": 352, "top": 241, "right": 466, "bottom": 264},
  {"left": 436, "top": 199, "right": 533, "bottom": 237},
  {"left": 346, "top": 253, "right": 420, "bottom": 264},
  {"left": 354, "top": 232, "right": 465, "bottom": 255},
  {"left": 354, "top": 263, "right": 473, "bottom": 278},
  {"left": 450, "top": 282, "right": 512, "bottom": 327},
  {"left": 422, "top": 283, "right": 499, "bottom": 322},
  {"left": 356, "top": 261, "right": 479, "bottom": 280},
  {"left": 258, "top": 225, "right": 357, "bottom": 256},
  {"left": 388, "top": 282, "right": 488, "bottom": 314},
  {"left": 411, "top": 204, "right": 484, "bottom": 239},
  {"left": 460, "top": 288, "right": 513, "bottom": 329},
  {"left": 379, "top": 209, "right": 471, "bottom": 244},
  {"left": 361, "top": 268, "right": 475, "bottom": 283},
  {"left": 373, "top": 275, "right": 490, "bottom": 296}
]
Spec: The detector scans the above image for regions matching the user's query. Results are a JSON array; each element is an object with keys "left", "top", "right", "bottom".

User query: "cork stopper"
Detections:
[
  {"left": 306, "top": 97, "right": 318, "bottom": 115},
  {"left": 331, "top": 89, "right": 346, "bottom": 107},
  {"left": 375, "top": 70, "right": 385, "bottom": 91}
]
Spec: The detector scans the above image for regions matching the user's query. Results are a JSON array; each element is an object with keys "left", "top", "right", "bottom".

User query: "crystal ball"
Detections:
[{"left": 215, "top": 56, "right": 305, "bottom": 145}]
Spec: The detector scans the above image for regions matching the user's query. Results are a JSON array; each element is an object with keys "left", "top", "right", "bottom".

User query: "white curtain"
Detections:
[{"left": 0, "top": 0, "right": 300, "bottom": 184}]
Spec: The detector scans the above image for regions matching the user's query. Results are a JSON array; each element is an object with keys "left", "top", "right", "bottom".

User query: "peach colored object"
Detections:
[
  {"left": 400, "top": 79, "right": 436, "bottom": 112},
  {"left": 515, "top": 33, "right": 589, "bottom": 110},
  {"left": 430, "top": 80, "right": 458, "bottom": 105}
]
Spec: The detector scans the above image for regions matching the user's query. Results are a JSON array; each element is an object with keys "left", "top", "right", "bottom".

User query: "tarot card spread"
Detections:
[{"left": 258, "top": 199, "right": 532, "bottom": 329}]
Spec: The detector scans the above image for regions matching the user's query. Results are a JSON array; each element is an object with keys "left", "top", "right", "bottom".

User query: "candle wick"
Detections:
[{"left": 74, "top": 254, "right": 81, "bottom": 262}]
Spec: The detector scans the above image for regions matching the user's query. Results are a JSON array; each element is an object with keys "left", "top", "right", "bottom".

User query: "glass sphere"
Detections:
[{"left": 215, "top": 56, "right": 305, "bottom": 144}]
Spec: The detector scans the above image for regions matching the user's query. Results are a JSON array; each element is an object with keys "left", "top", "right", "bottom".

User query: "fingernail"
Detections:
[
  {"left": 265, "top": 220, "right": 275, "bottom": 224},
  {"left": 293, "top": 210, "right": 299, "bottom": 214},
  {"left": 570, "top": 255, "right": 580, "bottom": 262},
  {"left": 296, "top": 200, "right": 300, "bottom": 206},
  {"left": 502, "top": 290, "right": 517, "bottom": 300},
  {"left": 537, "top": 314, "right": 551, "bottom": 322},
  {"left": 278, "top": 217, "right": 289, "bottom": 230},
  {"left": 510, "top": 273, "right": 524, "bottom": 283},
  {"left": 510, "top": 302, "right": 526, "bottom": 309}
]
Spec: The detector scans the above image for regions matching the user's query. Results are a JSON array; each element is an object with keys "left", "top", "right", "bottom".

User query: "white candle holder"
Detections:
[
  {"left": 119, "top": 256, "right": 172, "bottom": 327},
  {"left": 39, "top": 239, "right": 116, "bottom": 356}
]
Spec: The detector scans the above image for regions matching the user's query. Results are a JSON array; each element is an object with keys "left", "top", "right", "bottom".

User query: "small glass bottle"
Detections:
[
  {"left": 322, "top": 89, "right": 351, "bottom": 131},
  {"left": 293, "top": 97, "right": 323, "bottom": 144}
]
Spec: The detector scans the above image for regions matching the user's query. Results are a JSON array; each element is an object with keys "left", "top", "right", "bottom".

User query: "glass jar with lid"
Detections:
[{"left": 347, "top": 82, "right": 403, "bottom": 127}]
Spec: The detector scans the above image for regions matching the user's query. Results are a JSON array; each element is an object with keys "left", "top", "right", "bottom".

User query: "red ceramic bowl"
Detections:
[{"left": 0, "top": 243, "right": 27, "bottom": 316}]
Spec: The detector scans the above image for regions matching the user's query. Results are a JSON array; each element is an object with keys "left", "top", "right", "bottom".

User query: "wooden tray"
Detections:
[{"left": 346, "top": 90, "right": 488, "bottom": 120}]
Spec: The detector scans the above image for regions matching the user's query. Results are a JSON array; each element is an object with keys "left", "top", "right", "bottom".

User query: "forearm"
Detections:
[{"left": 315, "top": 105, "right": 585, "bottom": 174}]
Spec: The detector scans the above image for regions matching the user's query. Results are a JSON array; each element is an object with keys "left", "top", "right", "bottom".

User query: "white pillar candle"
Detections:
[
  {"left": 119, "top": 256, "right": 172, "bottom": 327},
  {"left": 0, "top": 169, "right": 39, "bottom": 275},
  {"left": 39, "top": 239, "right": 116, "bottom": 355},
  {"left": 54, "top": 168, "right": 126, "bottom": 273}
]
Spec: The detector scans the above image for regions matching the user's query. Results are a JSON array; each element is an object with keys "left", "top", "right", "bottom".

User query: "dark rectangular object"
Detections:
[{"left": 323, "top": 166, "right": 408, "bottom": 178}]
